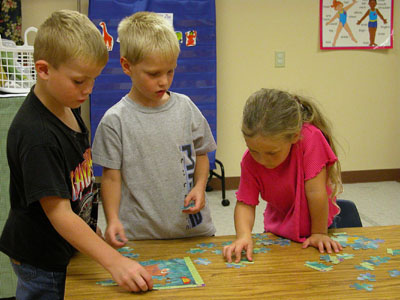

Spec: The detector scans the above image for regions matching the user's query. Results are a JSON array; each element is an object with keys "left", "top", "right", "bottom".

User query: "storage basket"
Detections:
[{"left": 0, "top": 27, "right": 37, "bottom": 94}]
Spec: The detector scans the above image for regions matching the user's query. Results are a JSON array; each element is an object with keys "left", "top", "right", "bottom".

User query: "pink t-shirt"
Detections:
[{"left": 236, "top": 123, "right": 340, "bottom": 242}]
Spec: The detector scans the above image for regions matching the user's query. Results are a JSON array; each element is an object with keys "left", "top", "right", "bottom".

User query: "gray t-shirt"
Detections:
[{"left": 92, "top": 92, "right": 217, "bottom": 240}]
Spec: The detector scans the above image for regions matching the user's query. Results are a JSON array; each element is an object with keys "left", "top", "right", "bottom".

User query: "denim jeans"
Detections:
[{"left": 10, "top": 259, "right": 66, "bottom": 300}]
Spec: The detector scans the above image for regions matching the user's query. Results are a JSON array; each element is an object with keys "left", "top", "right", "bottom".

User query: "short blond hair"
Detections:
[
  {"left": 33, "top": 10, "right": 108, "bottom": 68},
  {"left": 118, "top": 11, "right": 180, "bottom": 64}
]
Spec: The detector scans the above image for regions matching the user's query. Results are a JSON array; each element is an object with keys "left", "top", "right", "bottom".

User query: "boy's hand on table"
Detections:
[
  {"left": 109, "top": 257, "right": 153, "bottom": 292},
  {"left": 105, "top": 220, "right": 128, "bottom": 248},
  {"left": 223, "top": 237, "right": 253, "bottom": 263},
  {"left": 182, "top": 186, "right": 205, "bottom": 214},
  {"left": 302, "top": 233, "right": 343, "bottom": 253}
]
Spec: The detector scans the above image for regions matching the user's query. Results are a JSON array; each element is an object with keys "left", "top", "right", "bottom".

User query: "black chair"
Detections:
[
  {"left": 206, "top": 159, "right": 230, "bottom": 206},
  {"left": 332, "top": 199, "right": 363, "bottom": 228}
]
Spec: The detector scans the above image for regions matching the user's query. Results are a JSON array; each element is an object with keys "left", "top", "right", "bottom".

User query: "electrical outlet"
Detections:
[{"left": 275, "top": 51, "right": 285, "bottom": 68}]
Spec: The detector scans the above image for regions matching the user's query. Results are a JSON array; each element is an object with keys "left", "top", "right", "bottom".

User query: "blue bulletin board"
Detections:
[{"left": 88, "top": 0, "right": 217, "bottom": 176}]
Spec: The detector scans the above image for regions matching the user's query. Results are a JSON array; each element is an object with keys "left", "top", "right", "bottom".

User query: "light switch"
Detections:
[{"left": 275, "top": 51, "right": 285, "bottom": 68}]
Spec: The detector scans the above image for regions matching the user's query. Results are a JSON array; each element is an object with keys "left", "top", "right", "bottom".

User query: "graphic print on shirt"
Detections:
[
  {"left": 180, "top": 144, "right": 203, "bottom": 229},
  {"left": 70, "top": 148, "right": 98, "bottom": 230}
]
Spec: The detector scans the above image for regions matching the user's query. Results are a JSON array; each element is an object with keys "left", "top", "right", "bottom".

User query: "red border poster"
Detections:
[{"left": 320, "top": 0, "right": 393, "bottom": 50}]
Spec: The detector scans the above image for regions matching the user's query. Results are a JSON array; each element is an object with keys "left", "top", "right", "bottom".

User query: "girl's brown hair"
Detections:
[{"left": 242, "top": 88, "right": 343, "bottom": 198}]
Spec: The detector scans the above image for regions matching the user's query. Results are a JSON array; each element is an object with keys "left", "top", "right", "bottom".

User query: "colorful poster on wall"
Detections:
[{"left": 320, "top": 0, "right": 393, "bottom": 49}]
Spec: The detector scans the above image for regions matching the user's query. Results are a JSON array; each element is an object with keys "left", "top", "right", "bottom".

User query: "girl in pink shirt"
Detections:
[{"left": 224, "top": 88, "right": 343, "bottom": 263}]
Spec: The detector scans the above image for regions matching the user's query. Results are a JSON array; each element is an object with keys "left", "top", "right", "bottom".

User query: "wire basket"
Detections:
[{"left": 0, "top": 27, "right": 37, "bottom": 94}]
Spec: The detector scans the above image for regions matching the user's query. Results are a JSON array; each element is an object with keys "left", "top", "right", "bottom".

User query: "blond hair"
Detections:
[
  {"left": 118, "top": 11, "right": 180, "bottom": 64},
  {"left": 242, "top": 88, "right": 342, "bottom": 198},
  {"left": 33, "top": 10, "right": 108, "bottom": 68}
]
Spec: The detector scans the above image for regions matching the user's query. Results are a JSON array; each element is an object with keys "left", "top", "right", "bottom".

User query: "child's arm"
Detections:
[
  {"left": 223, "top": 201, "right": 255, "bottom": 263},
  {"left": 376, "top": 9, "right": 387, "bottom": 23},
  {"left": 302, "top": 167, "right": 342, "bottom": 253},
  {"left": 182, "top": 154, "right": 209, "bottom": 214},
  {"left": 40, "top": 196, "right": 153, "bottom": 292},
  {"left": 344, "top": 0, "right": 357, "bottom": 11},
  {"left": 101, "top": 167, "right": 128, "bottom": 248},
  {"left": 357, "top": 10, "right": 370, "bottom": 24},
  {"left": 326, "top": 13, "right": 339, "bottom": 25}
]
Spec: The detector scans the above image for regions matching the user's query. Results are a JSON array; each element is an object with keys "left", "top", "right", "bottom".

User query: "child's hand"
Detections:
[
  {"left": 182, "top": 186, "right": 205, "bottom": 214},
  {"left": 108, "top": 256, "right": 153, "bottom": 292},
  {"left": 223, "top": 237, "right": 253, "bottom": 263},
  {"left": 302, "top": 233, "right": 343, "bottom": 253},
  {"left": 105, "top": 219, "right": 128, "bottom": 248}
]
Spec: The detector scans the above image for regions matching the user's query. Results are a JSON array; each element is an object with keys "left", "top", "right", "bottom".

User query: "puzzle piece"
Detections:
[
  {"left": 239, "top": 256, "right": 254, "bottom": 264},
  {"left": 121, "top": 252, "right": 139, "bottom": 258},
  {"left": 253, "top": 247, "right": 271, "bottom": 254},
  {"left": 350, "top": 283, "right": 373, "bottom": 291},
  {"left": 355, "top": 262, "right": 375, "bottom": 271},
  {"left": 252, "top": 233, "right": 269, "bottom": 239},
  {"left": 336, "top": 253, "right": 354, "bottom": 260},
  {"left": 222, "top": 241, "right": 232, "bottom": 246},
  {"left": 187, "top": 248, "right": 206, "bottom": 254},
  {"left": 255, "top": 239, "right": 274, "bottom": 246},
  {"left": 387, "top": 248, "right": 400, "bottom": 256},
  {"left": 117, "top": 246, "right": 134, "bottom": 252},
  {"left": 196, "top": 243, "right": 216, "bottom": 248},
  {"left": 211, "top": 249, "right": 222, "bottom": 255},
  {"left": 389, "top": 269, "right": 400, "bottom": 277},
  {"left": 331, "top": 234, "right": 383, "bottom": 250},
  {"left": 320, "top": 254, "right": 343, "bottom": 264},
  {"left": 304, "top": 261, "right": 333, "bottom": 272},
  {"left": 96, "top": 279, "right": 117, "bottom": 286},
  {"left": 226, "top": 262, "right": 247, "bottom": 268},
  {"left": 357, "top": 272, "right": 376, "bottom": 282},
  {"left": 193, "top": 258, "right": 211, "bottom": 265},
  {"left": 181, "top": 202, "right": 195, "bottom": 210}
]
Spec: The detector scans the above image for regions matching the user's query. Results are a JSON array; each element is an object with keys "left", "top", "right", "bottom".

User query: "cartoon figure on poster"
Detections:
[
  {"left": 325, "top": 0, "right": 358, "bottom": 47},
  {"left": 356, "top": 0, "right": 387, "bottom": 47}
]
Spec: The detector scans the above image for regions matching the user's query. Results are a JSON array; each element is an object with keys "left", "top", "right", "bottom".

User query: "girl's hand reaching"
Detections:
[
  {"left": 223, "top": 236, "right": 253, "bottom": 263},
  {"left": 302, "top": 233, "right": 343, "bottom": 253}
]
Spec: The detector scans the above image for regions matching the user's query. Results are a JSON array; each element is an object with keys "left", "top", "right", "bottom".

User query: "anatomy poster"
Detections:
[{"left": 320, "top": 0, "right": 393, "bottom": 49}]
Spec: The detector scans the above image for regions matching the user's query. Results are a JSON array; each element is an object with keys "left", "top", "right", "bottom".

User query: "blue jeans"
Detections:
[{"left": 10, "top": 259, "right": 66, "bottom": 300}]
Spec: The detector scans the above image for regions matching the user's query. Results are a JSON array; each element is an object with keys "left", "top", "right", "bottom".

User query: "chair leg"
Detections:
[
  {"left": 215, "top": 159, "right": 229, "bottom": 206},
  {"left": 207, "top": 159, "right": 230, "bottom": 206}
]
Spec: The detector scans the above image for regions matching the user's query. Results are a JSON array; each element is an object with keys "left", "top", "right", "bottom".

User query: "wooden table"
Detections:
[{"left": 66, "top": 225, "right": 400, "bottom": 299}]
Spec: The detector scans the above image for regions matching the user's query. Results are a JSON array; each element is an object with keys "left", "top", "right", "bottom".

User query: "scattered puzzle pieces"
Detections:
[
  {"left": 350, "top": 283, "right": 373, "bottom": 291},
  {"left": 320, "top": 254, "right": 343, "bottom": 264},
  {"left": 389, "top": 269, "right": 400, "bottom": 277},
  {"left": 355, "top": 262, "right": 375, "bottom": 271},
  {"left": 357, "top": 272, "right": 376, "bottom": 282},
  {"left": 96, "top": 279, "right": 117, "bottom": 286},
  {"left": 336, "top": 253, "right": 354, "bottom": 260},
  {"left": 117, "top": 246, "right": 134, "bottom": 252},
  {"left": 121, "top": 252, "right": 139, "bottom": 258},
  {"left": 387, "top": 248, "right": 400, "bottom": 256},
  {"left": 222, "top": 241, "right": 232, "bottom": 246},
  {"left": 193, "top": 258, "right": 211, "bottom": 265},
  {"left": 187, "top": 248, "right": 207, "bottom": 254},
  {"left": 304, "top": 261, "right": 333, "bottom": 272},
  {"left": 226, "top": 262, "right": 247, "bottom": 268},
  {"left": 253, "top": 247, "right": 271, "bottom": 254},
  {"left": 196, "top": 243, "right": 216, "bottom": 248},
  {"left": 331, "top": 233, "right": 383, "bottom": 250}
]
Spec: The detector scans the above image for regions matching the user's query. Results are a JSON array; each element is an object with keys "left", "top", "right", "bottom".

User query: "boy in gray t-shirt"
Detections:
[{"left": 92, "top": 11, "right": 216, "bottom": 246}]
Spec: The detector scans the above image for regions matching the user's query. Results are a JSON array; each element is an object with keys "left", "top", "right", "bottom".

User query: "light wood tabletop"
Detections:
[{"left": 65, "top": 225, "right": 400, "bottom": 299}]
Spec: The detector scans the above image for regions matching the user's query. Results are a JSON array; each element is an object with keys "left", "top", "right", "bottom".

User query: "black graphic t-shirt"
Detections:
[{"left": 0, "top": 88, "right": 98, "bottom": 272}]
